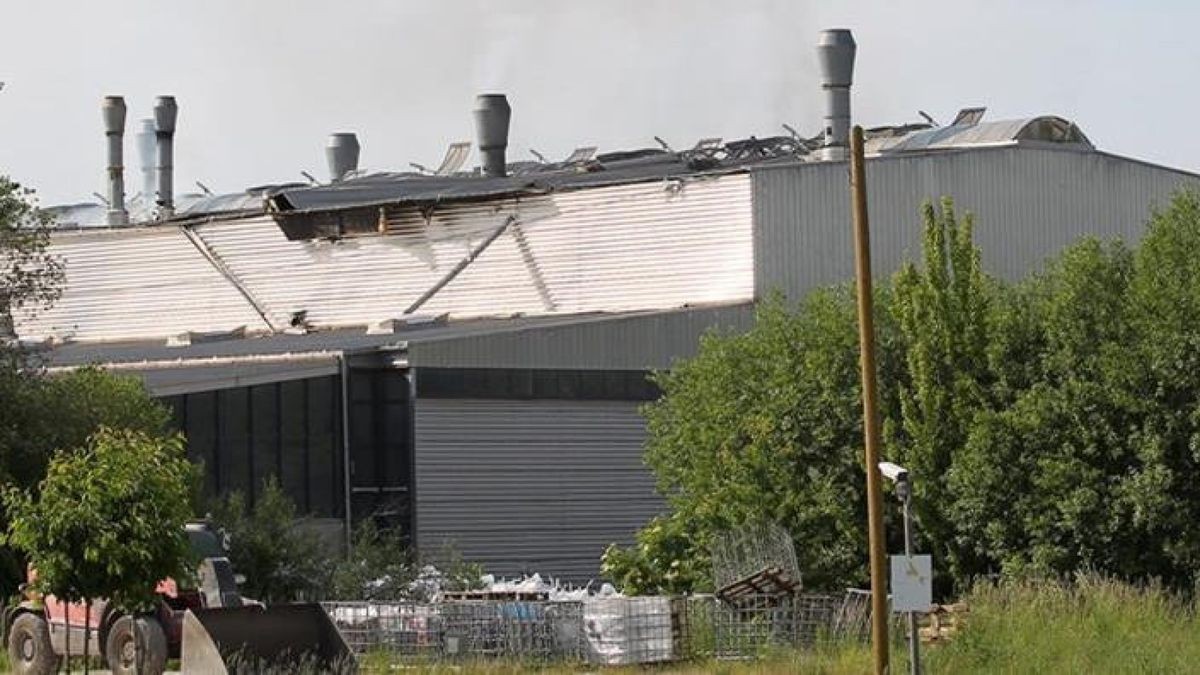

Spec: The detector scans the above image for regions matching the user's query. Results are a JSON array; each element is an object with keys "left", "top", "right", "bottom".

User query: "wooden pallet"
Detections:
[
  {"left": 919, "top": 602, "right": 969, "bottom": 643},
  {"left": 715, "top": 566, "right": 800, "bottom": 603}
]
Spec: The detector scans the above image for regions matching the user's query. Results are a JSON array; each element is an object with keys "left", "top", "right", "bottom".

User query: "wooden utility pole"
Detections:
[{"left": 850, "top": 124, "right": 890, "bottom": 675}]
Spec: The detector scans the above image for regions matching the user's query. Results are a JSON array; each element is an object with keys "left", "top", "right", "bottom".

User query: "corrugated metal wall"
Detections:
[
  {"left": 193, "top": 174, "right": 754, "bottom": 330},
  {"left": 16, "top": 229, "right": 270, "bottom": 342},
  {"left": 408, "top": 303, "right": 756, "bottom": 370},
  {"left": 753, "top": 147, "right": 1200, "bottom": 299},
  {"left": 413, "top": 398, "right": 660, "bottom": 582}
]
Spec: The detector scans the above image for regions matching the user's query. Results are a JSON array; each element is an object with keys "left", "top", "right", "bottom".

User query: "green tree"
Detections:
[
  {"left": 0, "top": 368, "right": 173, "bottom": 595},
  {"left": 1122, "top": 191, "right": 1200, "bottom": 580},
  {"left": 3, "top": 428, "right": 196, "bottom": 672},
  {"left": 948, "top": 238, "right": 1150, "bottom": 579},
  {"left": 887, "top": 198, "right": 994, "bottom": 586},
  {"left": 947, "top": 193, "right": 1200, "bottom": 587},
  {"left": 0, "top": 366, "right": 172, "bottom": 487},
  {"left": 605, "top": 291, "right": 879, "bottom": 591},
  {"left": 209, "top": 478, "right": 333, "bottom": 603},
  {"left": 0, "top": 176, "right": 62, "bottom": 346}
]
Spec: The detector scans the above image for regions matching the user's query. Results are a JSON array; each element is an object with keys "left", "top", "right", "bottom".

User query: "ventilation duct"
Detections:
[
  {"left": 325, "top": 133, "right": 360, "bottom": 183},
  {"left": 153, "top": 96, "right": 178, "bottom": 217},
  {"left": 816, "top": 29, "right": 856, "bottom": 161},
  {"left": 101, "top": 96, "right": 128, "bottom": 225},
  {"left": 473, "top": 94, "right": 511, "bottom": 178}
]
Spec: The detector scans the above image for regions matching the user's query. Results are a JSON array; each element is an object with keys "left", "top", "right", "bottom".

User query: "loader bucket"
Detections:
[{"left": 181, "top": 605, "right": 354, "bottom": 674}]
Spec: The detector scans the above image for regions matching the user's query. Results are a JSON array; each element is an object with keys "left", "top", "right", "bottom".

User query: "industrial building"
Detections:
[{"left": 19, "top": 30, "right": 1200, "bottom": 581}]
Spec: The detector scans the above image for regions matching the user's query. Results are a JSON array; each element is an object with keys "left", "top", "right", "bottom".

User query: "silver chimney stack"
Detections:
[
  {"left": 473, "top": 94, "right": 511, "bottom": 178},
  {"left": 135, "top": 118, "right": 156, "bottom": 201},
  {"left": 153, "top": 96, "right": 178, "bottom": 217},
  {"left": 816, "top": 29, "right": 857, "bottom": 161},
  {"left": 101, "top": 96, "right": 128, "bottom": 226},
  {"left": 325, "top": 132, "right": 360, "bottom": 183}
]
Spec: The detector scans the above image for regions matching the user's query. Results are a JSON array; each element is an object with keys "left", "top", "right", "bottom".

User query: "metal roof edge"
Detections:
[
  {"left": 47, "top": 209, "right": 272, "bottom": 238},
  {"left": 407, "top": 301, "right": 756, "bottom": 347},
  {"left": 45, "top": 349, "right": 346, "bottom": 373},
  {"left": 746, "top": 142, "right": 1120, "bottom": 174},
  {"left": 745, "top": 143, "right": 1200, "bottom": 180},
  {"left": 1091, "top": 150, "right": 1200, "bottom": 181}
]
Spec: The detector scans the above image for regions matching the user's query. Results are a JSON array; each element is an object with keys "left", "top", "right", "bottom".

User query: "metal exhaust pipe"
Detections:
[
  {"left": 816, "top": 29, "right": 856, "bottom": 161},
  {"left": 153, "top": 96, "right": 178, "bottom": 217},
  {"left": 473, "top": 93, "right": 511, "bottom": 178},
  {"left": 101, "top": 96, "right": 128, "bottom": 225},
  {"left": 325, "top": 132, "right": 360, "bottom": 183}
]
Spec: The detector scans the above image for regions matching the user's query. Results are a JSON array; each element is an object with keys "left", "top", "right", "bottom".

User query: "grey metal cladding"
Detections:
[
  {"left": 753, "top": 146, "right": 1200, "bottom": 300},
  {"left": 407, "top": 303, "right": 756, "bottom": 370},
  {"left": 413, "top": 398, "right": 660, "bottom": 583}
]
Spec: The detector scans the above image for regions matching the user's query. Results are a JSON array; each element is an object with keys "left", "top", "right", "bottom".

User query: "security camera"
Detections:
[{"left": 878, "top": 461, "right": 909, "bottom": 483}]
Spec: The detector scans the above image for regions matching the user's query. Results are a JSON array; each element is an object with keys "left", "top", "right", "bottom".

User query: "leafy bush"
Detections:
[
  {"left": 328, "top": 520, "right": 413, "bottom": 601},
  {"left": 601, "top": 514, "right": 711, "bottom": 595},
  {"left": 330, "top": 520, "right": 483, "bottom": 601},
  {"left": 209, "top": 478, "right": 334, "bottom": 603}
]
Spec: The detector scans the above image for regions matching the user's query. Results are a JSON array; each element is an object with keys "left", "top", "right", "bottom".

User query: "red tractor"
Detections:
[{"left": 2, "top": 521, "right": 349, "bottom": 674}]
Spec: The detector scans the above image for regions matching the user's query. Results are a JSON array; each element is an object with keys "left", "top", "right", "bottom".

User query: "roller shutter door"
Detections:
[{"left": 414, "top": 399, "right": 662, "bottom": 582}]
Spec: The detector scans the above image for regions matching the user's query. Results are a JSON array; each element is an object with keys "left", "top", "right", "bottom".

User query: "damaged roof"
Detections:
[{"left": 48, "top": 112, "right": 1096, "bottom": 230}]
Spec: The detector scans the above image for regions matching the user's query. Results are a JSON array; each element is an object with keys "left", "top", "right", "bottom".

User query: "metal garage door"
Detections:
[{"left": 414, "top": 399, "right": 662, "bottom": 583}]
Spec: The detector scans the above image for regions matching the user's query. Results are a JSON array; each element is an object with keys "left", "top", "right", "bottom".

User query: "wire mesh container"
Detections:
[
  {"left": 711, "top": 522, "right": 802, "bottom": 597},
  {"left": 323, "top": 588, "right": 871, "bottom": 666},
  {"left": 439, "top": 600, "right": 584, "bottom": 661},
  {"left": 323, "top": 599, "right": 584, "bottom": 663},
  {"left": 581, "top": 596, "right": 676, "bottom": 665},
  {"left": 674, "top": 591, "right": 872, "bottom": 660},
  {"left": 322, "top": 601, "right": 442, "bottom": 658}
]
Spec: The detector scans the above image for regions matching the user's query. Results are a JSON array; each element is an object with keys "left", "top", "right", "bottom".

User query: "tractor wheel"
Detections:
[
  {"left": 7, "top": 612, "right": 60, "bottom": 675},
  {"left": 105, "top": 615, "right": 167, "bottom": 675}
]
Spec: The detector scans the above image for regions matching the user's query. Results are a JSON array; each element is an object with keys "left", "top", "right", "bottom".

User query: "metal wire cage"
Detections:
[
  {"left": 710, "top": 521, "right": 802, "bottom": 597},
  {"left": 323, "top": 589, "right": 871, "bottom": 665},
  {"left": 675, "top": 591, "right": 872, "bottom": 660},
  {"left": 322, "top": 599, "right": 584, "bottom": 663}
]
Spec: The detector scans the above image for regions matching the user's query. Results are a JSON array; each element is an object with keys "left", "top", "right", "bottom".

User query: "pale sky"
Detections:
[{"left": 1, "top": 0, "right": 1197, "bottom": 205}]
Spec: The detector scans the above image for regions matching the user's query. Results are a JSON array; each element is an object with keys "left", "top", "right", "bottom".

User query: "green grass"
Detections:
[
  {"left": 929, "top": 574, "right": 1200, "bottom": 674},
  {"left": 356, "top": 645, "right": 880, "bottom": 674},
  {"left": 358, "top": 575, "right": 1200, "bottom": 673}
]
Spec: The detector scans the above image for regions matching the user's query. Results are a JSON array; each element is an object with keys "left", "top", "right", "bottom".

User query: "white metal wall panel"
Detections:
[
  {"left": 753, "top": 147, "right": 1200, "bottom": 299},
  {"left": 421, "top": 177, "right": 755, "bottom": 316},
  {"left": 193, "top": 175, "right": 754, "bottom": 329},
  {"left": 414, "top": 399, "right": 660, "bottom": 582},
  {"left": 16, "top": 229, "right": 270, "bottom": 342}
]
